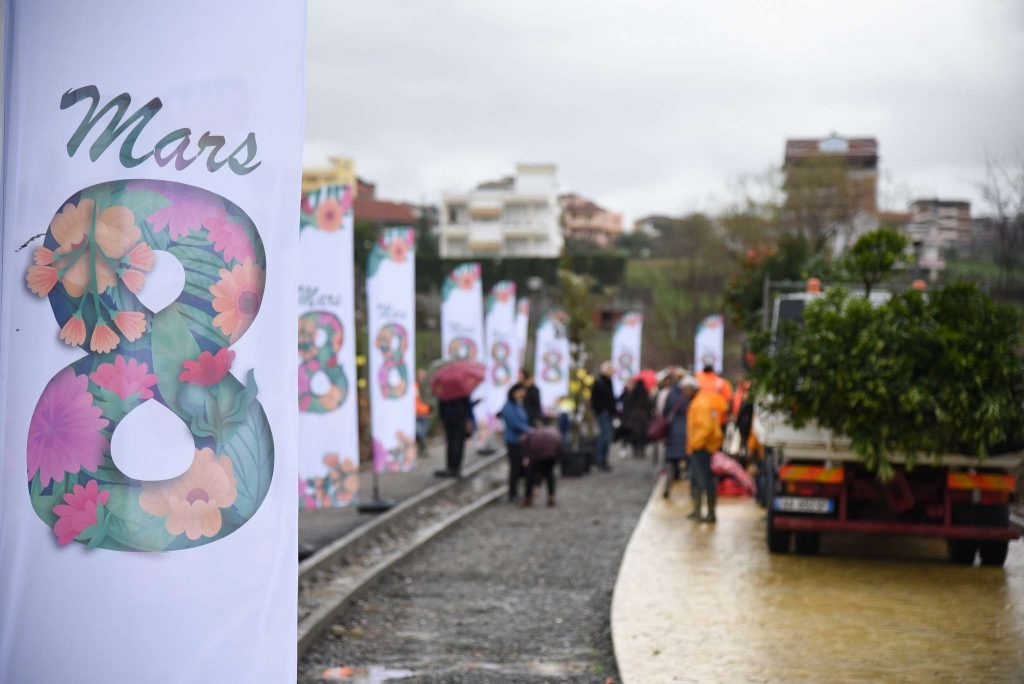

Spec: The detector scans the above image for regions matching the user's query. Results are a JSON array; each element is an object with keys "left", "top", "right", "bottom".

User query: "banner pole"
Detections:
[{"left": 358, "top": 469, "right": 394, "bottom": 514}]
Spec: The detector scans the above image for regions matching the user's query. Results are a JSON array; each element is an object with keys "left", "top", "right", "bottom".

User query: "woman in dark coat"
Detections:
[
  {"left": 662, "top": 378, "right": 697, "bottom": 498},
  {"left": 622, "top": 379, "right": 652, "bottom": 459}
]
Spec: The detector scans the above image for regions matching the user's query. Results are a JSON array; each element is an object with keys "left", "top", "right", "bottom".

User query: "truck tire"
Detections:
[
  {"left": 948, "top": 503, "right": 978, "bottom": 565},
  {"left": 765, "top": 450, "right": 791, "bottom": 553},
  {"left": 947, "top": 539, "right": 977, "bottom": 565},
  {"left": 976, "top": 504, "right": 1010, "bottom": 567},
  {"left": 794, "top": 531, "right": 821, "bottom": 555},
  {"left": 979, "top": 541, "right": 1009, "bottom": 567}
]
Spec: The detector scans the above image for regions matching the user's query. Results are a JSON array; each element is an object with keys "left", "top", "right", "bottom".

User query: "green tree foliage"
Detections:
[
  {"left": 842, "top": 228, "right": 908, "bottom": 297},
  {"left": 558, "top": 267, "right": 595, "bottom": 360},
  {"left": 615, "top": 231, "right": 656, "bottom": 258},
  {"left": 752, "top": 283, "right": 1024, "bottom": 478}
]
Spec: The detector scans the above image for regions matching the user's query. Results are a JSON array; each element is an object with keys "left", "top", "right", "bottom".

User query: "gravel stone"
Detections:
[{"left": 300, "top": 455, "right": 655, "bottom": 683}]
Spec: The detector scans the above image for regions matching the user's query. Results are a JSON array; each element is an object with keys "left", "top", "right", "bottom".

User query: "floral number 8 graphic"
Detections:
[
  {"left": 24, "top": 180, "right": 274, "bottom": 551},
  {"left": 298, "top": 311, "right": 348, "bottom": 413},
  {"left": 376, "top": 323, "right": 409, "bottom": 399}
]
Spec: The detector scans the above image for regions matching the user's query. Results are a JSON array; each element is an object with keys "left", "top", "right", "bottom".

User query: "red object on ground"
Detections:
[
  {"left": 636, "top": 369, "right": 657, "bottom": 392},
  {"left": 712, "top": 451, "right": 755, "bottom": 496},
  {"left": 429, "top": 360, "right": 486, "bottom": 401}
]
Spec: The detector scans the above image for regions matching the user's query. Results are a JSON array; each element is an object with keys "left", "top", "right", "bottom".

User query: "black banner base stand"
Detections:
[{"left": 357, "top": 471, "right": 394, "bottom": 514}]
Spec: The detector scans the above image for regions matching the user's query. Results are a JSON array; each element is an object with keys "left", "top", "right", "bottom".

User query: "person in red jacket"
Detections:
[{"left": 521, "top": 427, "right": 562, "bottom": 507}]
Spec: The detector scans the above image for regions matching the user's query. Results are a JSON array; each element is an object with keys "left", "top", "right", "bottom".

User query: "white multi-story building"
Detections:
[{"left": 440, "top": 163, "right": 563, "bottom": 258}]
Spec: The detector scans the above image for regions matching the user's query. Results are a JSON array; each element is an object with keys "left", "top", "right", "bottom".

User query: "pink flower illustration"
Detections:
[
  {"left": 298, "top": 367, "right": 312, "bottom": 411},
  {"left": 372, "top": 439, "right": 388, "bottom": 472},
  {"left": 315, "top": 197, "right": 344, "bottom": 232},
  {"left": 206, "top": 217, "right": 256, "bottom": 263},
  {"left": 388, "top": 235, "right": 411, "bottom": 263},
  {"left": 28, "top": 368, "right": 109, "bottom": 486},
  {"left": 53, "top": 480, "right": 110, "bottom": 545},
  {"left": 131, "top": 181, "right": 228, "bottom": 240},
  {"left": 90, "top": 355, "right": 158, "bottom": 401},
  {"left": 179, "top": 348, "right": 235, "bottom": 386}
]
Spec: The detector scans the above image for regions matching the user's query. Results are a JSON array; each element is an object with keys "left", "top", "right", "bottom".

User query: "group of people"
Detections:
[
  {"left": 432, "top": 367, "right": 562, "bottom": 508},
  {"left": 500, "top": 369, "right": 562, "bottom": 508},
  {"left": 590, "top": 362, "right": 737, "bottom": 523},
  {"left": 430, "top": 358, "right": 749, "bottom": 522}
]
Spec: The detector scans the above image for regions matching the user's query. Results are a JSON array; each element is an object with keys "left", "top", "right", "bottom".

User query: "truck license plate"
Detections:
[{"left": 773, "top": 497, "right": 833, "bottom": 514}]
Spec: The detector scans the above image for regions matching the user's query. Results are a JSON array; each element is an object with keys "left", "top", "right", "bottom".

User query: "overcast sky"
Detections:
[{"left": 304, "top": 1, "right": 1024, "bottom": 225}]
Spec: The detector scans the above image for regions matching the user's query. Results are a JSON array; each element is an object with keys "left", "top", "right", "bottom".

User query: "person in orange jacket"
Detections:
[
  {"left": 687, "top": 376, "right": 728, "bottom": 523},
  {"left": 697, "top": 364, "right": 733, "bottom": 425},
  {"left": 414, "top": 368, "right": 432, "bottom": 451}
]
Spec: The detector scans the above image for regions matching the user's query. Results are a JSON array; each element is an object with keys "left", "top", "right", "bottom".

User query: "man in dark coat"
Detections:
[
  {"left": 590, "top": 361, "right": 616, "bottom": 471},
  {"left": 436, "top": 396, "right": 474, "bottom": 478},
  {"left": 519, "top": 368, "right": 543, "bottom": 427}
]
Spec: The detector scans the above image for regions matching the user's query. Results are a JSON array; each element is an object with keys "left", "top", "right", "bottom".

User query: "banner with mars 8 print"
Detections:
[
  {"left": 533, "top": 311, "right": 570, "bottom": 416},
  {"left": 298, "top": 185, "right": 359, "bottom": 508},
  {"left": 695, "top": 313, "right": 725, "bottom": 375},
  {"left": 366, "top": 228, "right": 417, "bottom": 473},
  {"left": 0, "top": 2, "right": 305, "bottom": 682},
  {"left": 611, "top": 311, "right": 643, "bottom": 396}
]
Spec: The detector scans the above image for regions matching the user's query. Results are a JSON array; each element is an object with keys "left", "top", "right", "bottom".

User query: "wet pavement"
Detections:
[{"left": 612, "top": 479, "right": 1024, "bottom": 683}]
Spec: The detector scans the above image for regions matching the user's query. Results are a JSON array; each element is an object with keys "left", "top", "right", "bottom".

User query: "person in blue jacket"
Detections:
[{"left": 501, "top": 383, "right": 531, "bottom": 503}]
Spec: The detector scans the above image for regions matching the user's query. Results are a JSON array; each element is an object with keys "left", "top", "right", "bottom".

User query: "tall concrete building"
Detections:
[
  {"left": 440, "top": 163, "right": 562, "bottom": 258},
  {"left": 784, "top": 134, "right": 879, "bottom": 213},
  {"left": 783, "top": 133, "right": 880, "bottom": 253},
  {"left": 901, "top": 198, "right": 972, "bottom": 275}
]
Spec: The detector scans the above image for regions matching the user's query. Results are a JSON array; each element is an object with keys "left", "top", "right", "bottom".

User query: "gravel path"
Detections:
[{"left": 300, "top": 454, "right": 656, "bottom": 683}]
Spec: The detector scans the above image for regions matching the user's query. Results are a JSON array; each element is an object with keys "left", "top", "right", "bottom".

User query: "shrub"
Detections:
[{"left": 752, "top": 282, "right": 1024, "bottom": 477}]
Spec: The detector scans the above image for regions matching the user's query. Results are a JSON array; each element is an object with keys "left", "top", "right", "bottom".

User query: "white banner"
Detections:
[
  {"left": 515, "top": 297, "right": 530, "bottom": 370},
  {"left": 0, "top": 2, "right": 305, "bottom": 681},
  {"left": 533, "top": 311, "right": 571, "bottom": 416},
  {"left": 611, "top": 311, "right": 644, "bottom": 396},
  {"left": 441, "top": 262, "right": 483, "bottom": 364},
  {"left": 484, "top": 280, "right": 518, "bottom": 420},
  {"left": 367, "top": 228, "right": 417, "bottom": 473},
  {"left": 695, "top": 313, "right": 725, "bottom": 374},
  {"left": 298, "top": 185, "right": 358, "bottom": 508}
]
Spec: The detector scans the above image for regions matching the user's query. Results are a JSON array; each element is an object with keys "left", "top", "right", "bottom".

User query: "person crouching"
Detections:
[{"left": 521, "top": 426, "right": 562, "bottom": 507}]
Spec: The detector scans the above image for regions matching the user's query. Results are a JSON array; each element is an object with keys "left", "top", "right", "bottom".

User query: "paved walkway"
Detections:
[
  {"left": 612, "top": 476, "right": 1024, "bottom": 683},
  {"left": 299, "top": 456, "right": 656, "bottom": 683},
  {"left": 299, "top": 440, "right": 478, "bottom": 552}
]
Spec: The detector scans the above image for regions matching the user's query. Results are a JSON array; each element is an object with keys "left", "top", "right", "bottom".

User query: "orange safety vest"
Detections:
[{"left": 415, "top": 383, "right": 431, "bottom": 418}]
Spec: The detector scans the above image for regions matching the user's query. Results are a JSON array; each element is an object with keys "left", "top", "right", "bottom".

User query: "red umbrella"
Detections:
[
  {"left": 636, "top": 368, "right": 657, "bottom": 392},
  {"left": 429, "top": 360, "right": 486, "bottom": 401}
]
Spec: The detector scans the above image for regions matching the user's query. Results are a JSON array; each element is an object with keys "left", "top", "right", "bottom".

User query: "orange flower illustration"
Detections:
[
  {"left": 47, "top": 200, "right": 142, "bottom": 297},
  {"left": 114, "top": 311, "right": 147, "bottom": 342},
  {"left": 139, "top": 448, "right": 238, "bottom": 541},
  {"left": 90, "top": 324, "right": 119, "bottom": 354},
  {"left": 59, "top": 315, "right": 87, "bottom": 346},
  {"left": 210, "top": 258, "right": 265, "bottom": 343}
]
